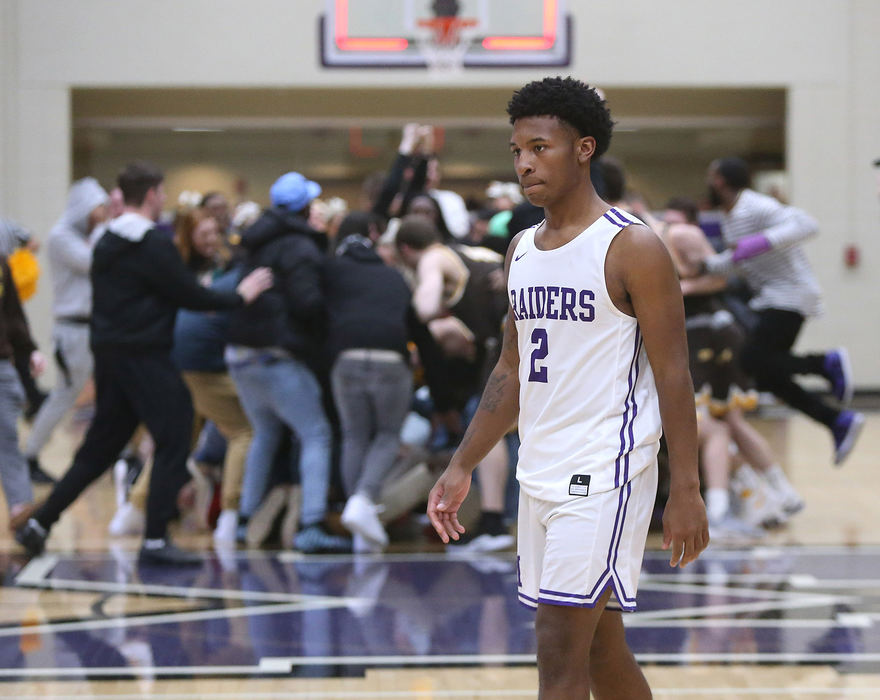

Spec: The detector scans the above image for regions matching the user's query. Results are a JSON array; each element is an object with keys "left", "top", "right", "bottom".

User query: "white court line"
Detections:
[
  {"left": 625, "top": 617, "right": 868, "bottom": 628},
  {"left": 0, "top": 599, "right": 353, "bottom": 638},
  {"left": 790, "top": 578, "right": 880, "bottom": 589},
  {"left": 276, "top": 551, "right": 515, "bottom": 564},
  {"left": 628, "top": 594, "right": 846, "bottom": 621},
  {"left": 4, "top": 651, "right": 880, "bottom": 680},
  {"left": 261, "top": 652, "right": 880, "bottom": 669},
  {"left": 639, "top": 579, "right": 853, "bottom": 601},
  {"left": 15, "top": 554, "right": 59, "bottom": 584},
  {"left": 258, "top": 654, "right": 537, "bottom": 671},
  {"left": 651, "top": 692, "right": 880, "bottom": 697},
  {"left": 0, "top": 693, "right": 538, "bottom": 699},
  {"left": 10, "top": 692, "right": 880, "bottom": 700},
  {"left": 15, "top": 574, "right": 321, "bottom": 603}
]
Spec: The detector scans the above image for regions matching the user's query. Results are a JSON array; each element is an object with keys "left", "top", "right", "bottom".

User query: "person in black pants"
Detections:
[
  {"left": 703, "top": 158, "right": 863, "bottom": 466},
  {"left": 15, "top": 161, "right": 272, "bottom": 565}
]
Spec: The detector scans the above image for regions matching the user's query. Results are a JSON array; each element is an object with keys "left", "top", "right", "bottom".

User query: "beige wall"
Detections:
[{"left": 3, "top": 0, "right": 879, "bottom": 385}]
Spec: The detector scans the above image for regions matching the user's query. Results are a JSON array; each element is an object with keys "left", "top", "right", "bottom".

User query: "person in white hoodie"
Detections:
[{"left": 23, "top": 178, "right": 109, "bottom": 483}]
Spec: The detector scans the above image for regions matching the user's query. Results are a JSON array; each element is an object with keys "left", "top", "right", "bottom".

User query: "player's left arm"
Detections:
[{"left": 610, "top": 225, "right": 709, "bottom": 568}]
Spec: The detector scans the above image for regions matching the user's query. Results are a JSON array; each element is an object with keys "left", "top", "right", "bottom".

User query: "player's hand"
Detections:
[
  {"left": 662, "top": 487, "right": 709, "bottom": 568},
  {"left": 427, "top": 462, "right": 472, "bottom": 544}
]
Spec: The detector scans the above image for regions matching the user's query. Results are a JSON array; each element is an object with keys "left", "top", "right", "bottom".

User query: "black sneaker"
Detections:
[
  {"left": 15, "top": 518, "right": 48, "bottom": 556},
  {"left": 138, "top": 540, "right": 203, "bottom": 566},
  {"left": 832, "top": 410, "right": 865, "bottom": 466},
  {"left": 293, "top": 523, "right": 352, "bottom": 554},
  {"left": 823, "top": 348, "right": 854, "bottom": 404},
  {"left": 28, "top": 458, "right": 57, "bottom": 485}
]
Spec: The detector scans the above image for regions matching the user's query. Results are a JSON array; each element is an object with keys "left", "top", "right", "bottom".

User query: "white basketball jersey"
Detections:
[{"left": 508, "top": 207, "right": 662, "bottom": 501}]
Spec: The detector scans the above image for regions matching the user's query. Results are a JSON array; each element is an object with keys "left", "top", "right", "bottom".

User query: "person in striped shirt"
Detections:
[{"left": 702, "top": 157, "right": 863, "bottom": 466}]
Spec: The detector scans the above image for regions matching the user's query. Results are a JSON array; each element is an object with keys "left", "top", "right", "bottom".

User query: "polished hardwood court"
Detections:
[{"left": 0, "top": 408, "right": 877, "bottom": 699}]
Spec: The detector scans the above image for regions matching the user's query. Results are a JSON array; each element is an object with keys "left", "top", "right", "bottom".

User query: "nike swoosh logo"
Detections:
[{"left": 514, "top": 251, "right": 527, "bottom": 261}]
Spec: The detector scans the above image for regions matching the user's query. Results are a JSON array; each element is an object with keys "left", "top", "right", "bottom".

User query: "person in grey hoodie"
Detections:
[{"left": 23, "top": 177, "right": 109, "bottom": 484}]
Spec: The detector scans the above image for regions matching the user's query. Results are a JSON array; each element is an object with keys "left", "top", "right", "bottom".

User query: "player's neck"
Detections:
[{"left": 542, "top": 186, "right": 607, "bottom": 236}]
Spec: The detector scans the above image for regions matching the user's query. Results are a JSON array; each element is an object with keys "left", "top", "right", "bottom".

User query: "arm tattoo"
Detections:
[{"left": 480, "top": 368, "right": 512, "bottom": 413}]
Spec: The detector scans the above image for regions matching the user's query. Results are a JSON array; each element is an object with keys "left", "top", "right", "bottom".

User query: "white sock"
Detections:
[
  {"left": 705, "top": 488, "right": 730, "bottom": 522},
  {"left": 142, "top": 538, "right": 166, "bottom": 549}
]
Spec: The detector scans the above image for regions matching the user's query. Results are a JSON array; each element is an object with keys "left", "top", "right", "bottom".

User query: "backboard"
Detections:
[{"left": 320, "top": 0, "right": 572, "bottom": 69}]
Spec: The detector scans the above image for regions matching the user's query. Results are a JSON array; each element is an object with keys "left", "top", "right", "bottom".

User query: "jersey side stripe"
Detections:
[{"left": 615, "top": 326, "right": 642, "bottom": 488}]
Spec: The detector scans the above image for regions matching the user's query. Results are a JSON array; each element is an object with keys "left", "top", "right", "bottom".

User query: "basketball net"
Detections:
[{"left": 416, "top": 15, "right": 478, "bottom": 78}]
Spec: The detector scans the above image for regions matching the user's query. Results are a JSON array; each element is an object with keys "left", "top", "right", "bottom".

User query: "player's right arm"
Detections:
[{"left": 426, "top": 233, "right": 523, "bottom": 543}]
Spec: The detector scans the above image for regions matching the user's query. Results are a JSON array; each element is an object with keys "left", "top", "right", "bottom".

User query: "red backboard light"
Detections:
[
  {"left": 321, "top": 0, "right": 571, "bottom": 68},
  {"left": 335, "top": 0, "right": 409, "bottom": 52},
  {"left": 482, "top": 0, "right": 557, "bottom": 51}
]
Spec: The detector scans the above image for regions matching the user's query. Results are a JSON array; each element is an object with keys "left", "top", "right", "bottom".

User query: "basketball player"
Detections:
[{"left": 427, "top": 77, "right": 708, "bottom": 698}]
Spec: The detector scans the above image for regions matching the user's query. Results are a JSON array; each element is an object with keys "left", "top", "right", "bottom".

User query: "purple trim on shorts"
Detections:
[
  {"left": 540, "top": 575, "right": 609, "bottom": 599},
  {"left": 603, "top": 212, "right": 625, "bottom": 228},
  {"left": 609, "top": 207, "right": 635, "bottom": 226},
  {"left": 518, "top": 590, "right": 540, "bottom": 608},
  {"left": 611, "top": 479, "right": 637, "bottom": 604},
  {"left": 536, "top": 579, "right": 637, "bottom": 611},
  {"left": 518, "top": 598, "right": 538, "bottom": 611}
]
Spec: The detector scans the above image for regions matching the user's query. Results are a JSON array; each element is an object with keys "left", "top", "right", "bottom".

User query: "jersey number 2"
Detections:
[{"left": 528, "top": 328, "right": 548, "bottom": 383}]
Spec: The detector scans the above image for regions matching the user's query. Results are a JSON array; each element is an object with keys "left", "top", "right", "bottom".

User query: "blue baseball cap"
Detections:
[{"left": 270, "top": 171, "right": 322, "bottom": 211}]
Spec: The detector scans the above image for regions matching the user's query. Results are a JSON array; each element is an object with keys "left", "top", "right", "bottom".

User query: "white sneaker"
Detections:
[
  {"left": 447, "top": 532, "right": 515, "bottom": 553},
  {"left": 708, "top": 512, "right": 766, "bottom": 546},
  {"left": 113, "top": 458, "right": 129, "bottom": 508},
  {"left": 341, "top": 493, "right": 388, "bottom": 548},
  {"left": 108, "top": 502, "right": 145, "bottom": 537},
  {"left": 731, "top": 464, "right": 787, "bottom": 529},
  {"left": 353, "top": 532, "right": 383, "bottom": 554},
  {"left": 772, "top": 481, "right": 806, "bottom": 517},
  {"left": 213, "top": 509, "right": 239, "bottom": 544}
]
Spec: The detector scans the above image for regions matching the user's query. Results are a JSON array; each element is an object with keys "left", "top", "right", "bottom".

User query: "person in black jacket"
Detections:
[
  {"left": 226, "top": 171, "right": 350, "bottom": 554},
  {"left": 15, "top": 161, "right": 271, "bottom": 565},
  {"left": 326, "top": 211, "right": 414, "bottom": 553}
]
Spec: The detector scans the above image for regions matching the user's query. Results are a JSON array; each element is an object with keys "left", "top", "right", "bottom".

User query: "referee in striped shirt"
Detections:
[{"left": 702, "top": 157, "right": 863, "bottom": 466}]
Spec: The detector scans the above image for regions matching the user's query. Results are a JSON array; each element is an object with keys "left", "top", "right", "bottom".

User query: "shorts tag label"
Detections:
[{"left": 569, "top": 474, "right": 591, "bottom": 497}]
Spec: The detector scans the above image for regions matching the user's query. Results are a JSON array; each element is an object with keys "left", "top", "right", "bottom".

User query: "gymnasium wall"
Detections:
[{"left": 1, "top": 0, "right": 878, "bottom": 385}]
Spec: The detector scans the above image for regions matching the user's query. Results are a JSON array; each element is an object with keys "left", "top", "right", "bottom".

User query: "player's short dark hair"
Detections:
[
  {"left": 117, "top": 161, "right": 164, "bottom": 206},
  {"left": 396, "top": 214, "right": 441, "bottom": 250},
  {"left": 715, "top": 157, "right": 751, "bottom": 191},
  {"left": 665, "top": 197, "right": 699, "bottom": 224},
  {"left": 506, "top": 76, "right": 613, "bottom": 158}
]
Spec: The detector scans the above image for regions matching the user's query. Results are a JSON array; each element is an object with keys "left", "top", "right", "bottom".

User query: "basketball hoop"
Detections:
[{"left": 415, "top": 14, "right": 478, "bottom": 77}]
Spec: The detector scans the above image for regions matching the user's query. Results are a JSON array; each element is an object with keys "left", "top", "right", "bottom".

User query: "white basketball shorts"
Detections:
[{"left": 516, "top": 463, "right": 658, "bottom": 612}]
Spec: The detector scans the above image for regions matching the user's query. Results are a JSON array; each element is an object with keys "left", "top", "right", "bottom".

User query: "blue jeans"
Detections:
[
  {"left": 230, "top": 357, "right": 331, "bottom": 526},
  {"left": 0, "top": 360, "right": 32, "bottom": 509}
]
